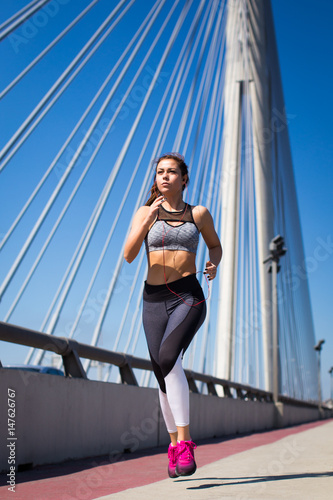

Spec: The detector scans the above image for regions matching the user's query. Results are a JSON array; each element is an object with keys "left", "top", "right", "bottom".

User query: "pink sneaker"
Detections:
[
  {"left": 167, "top": 443, "right": 179, "bottom": 478},
  {"left": 176, "top": 440, "right": 197, "bottom": 476}
]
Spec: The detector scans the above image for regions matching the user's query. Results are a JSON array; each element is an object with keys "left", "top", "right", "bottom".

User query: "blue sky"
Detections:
[
  {"left": 271, "top": 0, "right": 333, "bottom": 400},
  {"left": 0, "top": 0, "right": 332, "bottom": 400}
]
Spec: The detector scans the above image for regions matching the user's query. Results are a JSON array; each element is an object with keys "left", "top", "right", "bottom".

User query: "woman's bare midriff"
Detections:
[{"left": 146, "top": 250, "right": 197, "bottom": 285}]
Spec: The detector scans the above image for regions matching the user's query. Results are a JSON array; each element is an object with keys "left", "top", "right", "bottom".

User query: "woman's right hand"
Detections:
[
  {"left": 144, "top": 195, "right": 164, "bottom": 226},
  {"left": 124, "top": 196, "right": 164, "bottom": 263}
]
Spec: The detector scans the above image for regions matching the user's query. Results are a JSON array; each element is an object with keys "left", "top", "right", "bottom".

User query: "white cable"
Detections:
[
  {"left": 0, "top": 0, "right": 100, "bottom": 99},
  {"left": 198, "top": 143, "right": 224, "bottom": 375},
  {"left": 25, "top": 0, "right": 165, "bottom": 363},
  {"left": 1, "top": 0, "right": 160, "bottom": 302},
  {"left": 43, "top": 0, "right": 178, "bottom": 338},
  {"left": 32, "top": 0, "right": 185, "bottom": 367},
  {"left": 198, "top": 48, "right": 226, "bottom": 376},
  {"left": 0, "top": 0, "right": 128, "bottom": 166},
  {"left": 173, "top": 1, "right": 218, "bottom": 154},
  {"left": 190, "top": 11, "right": 226, "bottom": 205},
  {"left": 0, "top": 0, "right": 41, "bottom": 31},
  {"left": 148, "top": 0, "right": 210, "bottom": 161},
  {"left": 96, "top": 1, "right": 213, "bottom": 376},
  {"left": 85, "top": 0, "right": 192, "bottom": 363},
  {"left": 100, "top": 2, "right": 211, "bottom": 366},
  {"left": 0, "top": 0, "right": 50, "bottom": 40},
  {"left": 6, "top": 0, "right": 163, "bottom": 324},
  {"left": 0, "top": 1, "right": 106, "bottom": 251},
  {"left": 103, "top": 0, "right": 209, "bottom": 358},
  {"left": 186, "top": 17, "right": 226, "bottom": 370},
  {"left": 0, "top": 0, "right": 137, "bottom": 173}
]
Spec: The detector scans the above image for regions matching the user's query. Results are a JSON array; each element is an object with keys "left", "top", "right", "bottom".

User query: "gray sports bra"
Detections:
[{"left": 145, "top": 204, "right": 199, "bottom": 255}]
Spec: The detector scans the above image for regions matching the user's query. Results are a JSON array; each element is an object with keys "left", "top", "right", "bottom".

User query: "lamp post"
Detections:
[
  {"left": 263, "top": 235, "right": 287, "bottom": 402},
  {"left": 313, "top": 339, "right": 325, "bottom": 409},
  {"left": 329, "top": 367, "right": 333, "bottom": 408}
]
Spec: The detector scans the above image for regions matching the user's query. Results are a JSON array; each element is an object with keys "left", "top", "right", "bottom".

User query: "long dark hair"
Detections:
[{"left": 145, "top": 153, "right": 189, "bottom": 206}]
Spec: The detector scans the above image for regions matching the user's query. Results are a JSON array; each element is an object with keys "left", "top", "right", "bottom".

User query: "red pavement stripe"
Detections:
[{"left": 0, "top": 419, "right": 328, "bottom": 500}]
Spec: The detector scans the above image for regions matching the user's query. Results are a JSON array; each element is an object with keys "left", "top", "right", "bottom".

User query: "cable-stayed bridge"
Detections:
[{"left": 0, "top": 0, "right": 318, "bottom": 402}]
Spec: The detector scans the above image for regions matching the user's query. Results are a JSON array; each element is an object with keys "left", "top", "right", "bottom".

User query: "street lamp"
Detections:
[
  {"left": 329, "top": 367, "right": 333, "bottom": 408},
  {"left": 328, "top": 366, "right": 333, "bottom": 408},
  {"left": 263, "top": 235, "right": 287, "bottom": 402},
  {"left": 313, "top": 339, "right": 325, "bottom": 409}
]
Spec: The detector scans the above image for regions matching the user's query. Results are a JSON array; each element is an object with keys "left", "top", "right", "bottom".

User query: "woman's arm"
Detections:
[
  {"left": 124, "top": 195, "right": 164, "bottom": 263},
  {"left": 193, "top": 206, "right": 222, "bottom": 280}
]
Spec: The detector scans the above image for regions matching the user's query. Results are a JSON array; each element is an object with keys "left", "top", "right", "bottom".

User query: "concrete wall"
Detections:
[{"left": 0, "top": 369, "right": 327, "bottom": 473}]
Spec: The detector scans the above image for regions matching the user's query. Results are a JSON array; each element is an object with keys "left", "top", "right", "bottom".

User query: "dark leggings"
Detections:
[{"left": 142, "top": 274, "right": 206, "bottom": 394}]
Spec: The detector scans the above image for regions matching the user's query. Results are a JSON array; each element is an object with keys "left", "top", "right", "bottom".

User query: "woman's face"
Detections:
[{"left": 155, "top": 159, "right": 185, "bottom": 195}]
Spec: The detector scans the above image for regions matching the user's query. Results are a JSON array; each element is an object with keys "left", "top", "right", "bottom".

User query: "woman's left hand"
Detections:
[{"left": 204, "top": 261, "right": 217, "bottom": 281}]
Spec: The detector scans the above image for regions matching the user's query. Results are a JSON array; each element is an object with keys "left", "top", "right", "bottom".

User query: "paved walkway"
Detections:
[
  {"left": 0, "top": 419, "right": 331, "bottom": 499},
  {"left": 100, "top": 419, "right": 333, "bottom": 500}
]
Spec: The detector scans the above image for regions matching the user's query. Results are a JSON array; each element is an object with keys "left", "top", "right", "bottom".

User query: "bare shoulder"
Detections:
[
  {"left": 192, "top": 205, "right": 213, "bottom": 230},
  {"left": 192, "top": 205, "right": 220, "bottom": 249}
]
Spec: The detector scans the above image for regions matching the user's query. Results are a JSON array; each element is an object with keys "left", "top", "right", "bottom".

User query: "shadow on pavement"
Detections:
[{"left": 176, "top": 471, "right": 333, "bottom": 490}]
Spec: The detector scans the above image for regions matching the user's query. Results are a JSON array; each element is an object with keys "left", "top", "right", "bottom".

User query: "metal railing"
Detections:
[{"left": 0, "top": 320, "right": 275, "bottom": 402}]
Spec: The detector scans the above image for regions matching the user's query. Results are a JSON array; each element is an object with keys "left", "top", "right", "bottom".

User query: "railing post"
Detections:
[
  {"left": 206, "top": 381, "right": 218, "bottom": 396},
  {"left": 185, "top": 372, "right": 199, "bottom": 393},
  {"left": 59, "top": 338, "right": 87, "bottom": 379},
  {"left": 119, "top": 357, "right": 138, "bottom": 386}
]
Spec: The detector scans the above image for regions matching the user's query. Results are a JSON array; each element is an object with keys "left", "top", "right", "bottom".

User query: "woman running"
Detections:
[{"left": 124, "top": 153, "right": 222, "bottom": 478}]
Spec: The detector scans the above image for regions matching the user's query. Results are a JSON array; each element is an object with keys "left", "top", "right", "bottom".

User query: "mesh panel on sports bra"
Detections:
[{"left": 158, "top": 203, "right": 195, "bottom": 223}]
